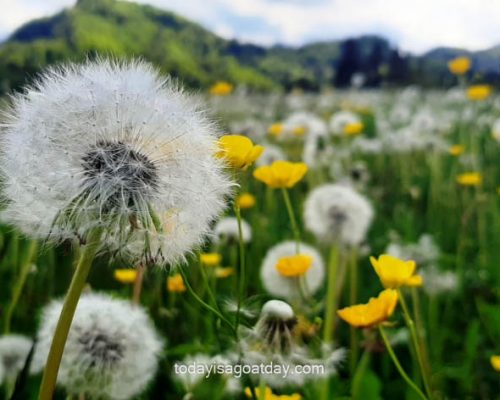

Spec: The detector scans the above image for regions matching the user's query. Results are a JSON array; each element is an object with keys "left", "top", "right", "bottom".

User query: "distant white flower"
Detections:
[
  {"left": 492, "top": 118, "right": 500, "bottom": 142},
  {"left": 329, "top": 110, "right": 360, "bottom": 136},
  {"left": 1, "top": 59, "right": 232, "bottom": 267},
  {"left": 31, "top": 293, "right": 163, "bottom": 400},
  {"left": 0, "top": 335, "right": 32, "bottom": 380},
  {"left": 302, "top": 131, "right": 334, "bottom": 169},
  {"left": 260, "top": 241, "right": 325, "bottom": 301},
  {"left": 420, "top": 266, "right": 459, "bottom": 297},
  {"left": 385, "top": 234, "right": 440, "bottom": 266},
  {"left": 255, "top": 144, "right": 285, "bottom": 167},
  {"left": 229, "top": 118, "right": 266, "bottom": 142},
  {"left": 213, "top": 217, "right": 252, "bottom": 244},
  {"left": 350, "top": 137, "right": 384, "bottom": 154},
  {"left": 304, "top": 184, "right": 373, "bottom": 246},
  {"left": 282, "top": 111, "right": 327, "bottom": 139}
]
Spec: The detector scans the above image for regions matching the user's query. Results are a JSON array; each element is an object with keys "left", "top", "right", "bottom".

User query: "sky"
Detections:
[{"left": 1, "top": 0, "right": 500, "bottom": 54}]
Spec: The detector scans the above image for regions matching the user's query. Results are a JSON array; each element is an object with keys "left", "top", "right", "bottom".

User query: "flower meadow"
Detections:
[{"left": 0, "top": 58, "right": 499, "bottom": 400}]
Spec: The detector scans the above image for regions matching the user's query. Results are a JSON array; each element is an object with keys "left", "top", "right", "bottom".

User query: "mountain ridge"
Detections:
[{"left": 1, "top": 0, "right": 499, "bottom": 93}]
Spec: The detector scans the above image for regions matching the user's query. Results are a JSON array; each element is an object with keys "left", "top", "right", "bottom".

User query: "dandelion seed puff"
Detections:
[
  {"left": 282, "top": 111, "right": 328, "bottom": 139},
  {"left": 420, "top": 266, "right": 459, "bottom": 297},
  {"left": 234, "top": 301, "right": 345, "bottom": 389},
  {"left": 31, "top": 292, "right": 163, "bottom": 400},
  {"left": 255, "top": 144, "right": 285, "bottom": 167},
  {"left": 0, "top": 335, "right": 32, "bottom": 380},
  {"left": 1, "top": 59, "right": 232, "bottom": 266},
  {"left": 304, "top": 184, "right": 373, "bottom": 246},
  {"left": 213, "top": 217, "right": 252, "bottom": 244},
  {"left": 260, "top": 241, "right": 325, "bottom": 301}
]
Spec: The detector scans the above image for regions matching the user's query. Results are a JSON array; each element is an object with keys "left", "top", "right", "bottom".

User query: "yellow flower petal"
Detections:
[
  {"left": 254, "top": 161, "right": 307, "bottom": 189},
  {"left": 370, "top": 254, "right": 420, "bottom": 288},
  {"left": 275, "top": 254, "right": 313, "bottom": 277},
  {"left": 216, "top": 135, "right": 263, "bottom": 169},
  {"left": 237, "top": 193, "right": 256, "bottom": 209},
  {"left": 114, "top": 269, "right": 137, "bottom": 284},
  {"left": 167, "top": 273, "right": 186, "bottom": 293},
  {"left": 337, "top": 289, "right": 399, "bottom": 328},
  {"left": 491, "top": 355, "right": 500, "bottom": 371},
  {"left": 467, "top": 85, "right": 492, "bottom": 101},
  {"left": 448, "top": 57, "right": 471, "bottom": 75},
  {"left": 456, "top": 172, "right": 482, "bottom": 186},
  {"left": 200, "top": 253, "right": 222, "bottom": 267}
]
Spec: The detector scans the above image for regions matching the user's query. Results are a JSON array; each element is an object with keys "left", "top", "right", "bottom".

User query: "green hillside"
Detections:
[
  {"left": 0, "top": 0, "right": 277, "bottom": 93},
  {"left": 1, "top": 0, "right": 500, "bottom": 94}
]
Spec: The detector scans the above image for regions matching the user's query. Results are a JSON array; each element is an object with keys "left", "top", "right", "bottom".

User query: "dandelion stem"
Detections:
[
  {"left": 323, "top": 243, "right": 339, "bottom": 344},
  {"left": 132, "top": 264, "right": 145, "bottom": 304},
  {"left": 378, "top": 326, "right": 428, "bottom": 400},
  {"left": 320, "top": 243, "right": 339, "bottom": 400},
  {"left": 233, "top": 201, "right": 246, "bottom": 333},
  {"left": 4, "top": 240, "right": 38, "bottom": 334},
  {"left": 38, "top": 226, "right": 103, "bottom": 400},
  {"left": 397, "top": 289, "right": 433, "bottom": 400},
  {"left": 281, "top": 188, "right": 301, "bottom": 253}
]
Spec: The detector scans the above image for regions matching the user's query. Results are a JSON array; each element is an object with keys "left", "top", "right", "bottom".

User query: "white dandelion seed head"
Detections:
[
  {"left": 420, "top": 265, "right": 459, "bottom": 297},
  {"left": 1, "top": 59, "right": 232, "bottom": 266},
  {"left": 282, "top": 111, "right": 327, "bottom": 138},
  {"left": 302, "top": 131, "right": 334, "bottom": 169},
  {"left": 260, "top": 241, "right": 325, "bottom": 301},
  {"left": 31, "top": 292, "right": 163, "bottom": 400},
  {"left": 255, "top": 144, "right": 285, "bottom": 167},
  {"left": 213, "top": 217, "right": 252, "bottom": 244},
  {"left": 0, "top": 334, "right": 32, "bottom": 379},
  {"left": 304, "top": 184, "right": 374, "bottom": 246},
  {"left": 329, "top": 110, "right": 360, "bottom": 136}
]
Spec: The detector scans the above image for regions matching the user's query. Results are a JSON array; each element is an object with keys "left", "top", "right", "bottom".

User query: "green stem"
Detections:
[
  {"left": 351, "top": 350, "right": 370, "bottom": 400},
  {"left": 233, "top": 202, "right": 246, "bottom": 331},
  {"left": 4, "top": 240, "right": 38, "bottom": 333},
  {"left": 349, "top": 247, "right": 359, "bottom": 376},
  {"left": 177, "top": 267, "right": 238, "bottom": 340},
  {"left": 320, "top": 244, "right": 339, "bottom": 400},
  {"left": 323, "top": 244, "right": 339, "bottom": 343},
  {"left": 397, "top": 289, "right": 433, "bottom": 400},
  {"left": 38, "top": 227, "right": 103, "bottom": 400},
  {"left": 378, "top": 326, "right": 428, "bottom": 400},
  {"left": 281, "top": 188, "right": 301, "bottom": 253}
]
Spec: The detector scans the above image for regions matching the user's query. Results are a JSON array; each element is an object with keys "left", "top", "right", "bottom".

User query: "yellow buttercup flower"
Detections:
[
  {"left": 370, "top": 254, "right": 423, "bottom": 288},
  {"left": 216, "top": 135, "right": 264, "bottom": 170},
  {"left": 244, "top": 386, "right": 302, "bottom": 400},
  {"left": 209, "top": 81, "right": 233, "bottom": 96},
  {"left": 491, "top": 355, "right": 500, "bottom": 371},
  {"left": 292, "top": 125, "right": 307, "bottom": 136},
  {"left": 467, "top": 85, "right": 492, "bottom": 101},
  {"left": 275, "top": 254, "right": 313, "bottom": 277},
  {"left": 215, "top": 267, "right": 235, "bottom": 279},
  {"left": 457, "top": 172, "right": 482, "bottom": 186},
  {"left": 343, "top": 121, "right": 364, "bottom": 136},
  {"left": 253, "top": 160, "right": 308, "bottom": 189},
  {"left": 448, "top": 144, "right": 465, "bottom": 156},
  {"left": 113, "top": 269, "right": 137, "bottom": 284},
  {"left": 337, "top": 289, "right": 399, "bottom": 328},
  {"left": 200, "top": 252, "right": 222, "bottom": 267},
  {"left": 237, "top": 192, "right": 256, "bottom": 209},
  {"left": 448, "top": 56, "right": 471, "bottom": 75},
  {"left": 167, "top": 274, "right": 186, "bottom": 293},
  {"left": 268, "top": 123, "right": 284, "bottom": 137}
]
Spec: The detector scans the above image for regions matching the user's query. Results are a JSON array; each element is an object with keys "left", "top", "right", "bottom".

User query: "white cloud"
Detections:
[{"left": 1, "top": 0, "right": 500, "bottom": 53}]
